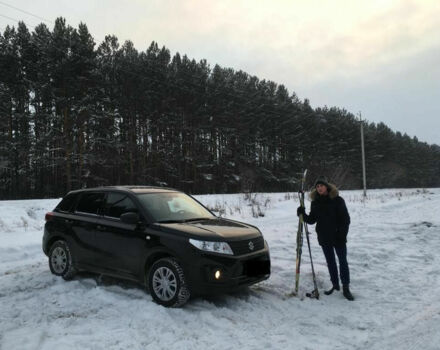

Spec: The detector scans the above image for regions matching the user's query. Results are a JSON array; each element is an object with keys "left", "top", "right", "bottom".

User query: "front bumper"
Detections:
[{"left": 184, "top": 241, "right": 271, "bottom": 296}]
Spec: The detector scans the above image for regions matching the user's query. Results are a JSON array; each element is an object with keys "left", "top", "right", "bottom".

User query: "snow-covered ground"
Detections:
[{"left": 1, "top": 188, "right": 439, "bottom": 349}]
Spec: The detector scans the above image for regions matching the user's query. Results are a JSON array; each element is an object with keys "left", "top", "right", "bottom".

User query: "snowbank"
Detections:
[{"left": 1, "top": 189, "right": 439, "bottom": 349}]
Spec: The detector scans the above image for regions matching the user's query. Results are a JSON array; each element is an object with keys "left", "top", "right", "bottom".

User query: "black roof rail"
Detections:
[{"left": 67, "top": 185, "right": 179, "bottom": 193}]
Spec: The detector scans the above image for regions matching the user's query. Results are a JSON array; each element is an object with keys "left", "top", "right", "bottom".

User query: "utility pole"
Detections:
[{"left": 359, "top": 112, "right": 367, "bottom": 199}]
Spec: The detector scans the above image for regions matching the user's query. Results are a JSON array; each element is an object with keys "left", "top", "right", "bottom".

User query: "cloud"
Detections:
[
  {"left": 299, "top": 43, "right": 440, "bottom": 144},
  {"left": 106, "top": 0, "right": 440, "bottom": 91},
  {"left": 2, "top": 0, "right": 438, "bottom": 143}
]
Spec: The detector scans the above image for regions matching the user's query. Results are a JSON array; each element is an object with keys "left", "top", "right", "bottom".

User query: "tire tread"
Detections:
[
  {"left": 148, "top": 257, "right": 190, "bottom": 307},
  {"left": 48, "top": 240, "right": 76, "bottom": 280}
]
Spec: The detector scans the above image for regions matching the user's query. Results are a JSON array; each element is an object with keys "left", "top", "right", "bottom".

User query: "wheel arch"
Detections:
[
  {"left": 143, "top": 248, "right": 176, "bottom": 286},
  {"left": 45, "top": 236, "right": 65, "bottom": 254}
]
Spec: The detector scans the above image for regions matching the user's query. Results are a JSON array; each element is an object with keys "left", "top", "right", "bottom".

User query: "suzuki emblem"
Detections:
[{"left": 248, "top": 241, "right": 254, "bottom": 251}]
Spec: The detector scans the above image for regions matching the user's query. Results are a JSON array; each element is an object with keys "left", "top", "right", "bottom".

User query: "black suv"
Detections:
[{"left": 43, "top": 186, "right": 271, "bottom": 307}]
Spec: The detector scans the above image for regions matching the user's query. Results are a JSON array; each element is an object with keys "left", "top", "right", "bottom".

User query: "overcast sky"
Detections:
[{"left": 1, "top": 0, "right": 439, "bottom": 145}]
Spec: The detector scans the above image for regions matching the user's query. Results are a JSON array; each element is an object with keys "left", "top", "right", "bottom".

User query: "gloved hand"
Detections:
[{"left": 297, "top": 206, "right": 305, "bottom": 217}]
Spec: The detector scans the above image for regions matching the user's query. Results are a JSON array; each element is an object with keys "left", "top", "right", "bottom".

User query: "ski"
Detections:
[
  {"left": 289, "top": 169, "right": 307, "bottom": 297},
  {"left": 301, "top": 189, "right": 320, "bottom": 300},
  {"left": 287, "top": 169, "right": 320, "bottom": 300}
]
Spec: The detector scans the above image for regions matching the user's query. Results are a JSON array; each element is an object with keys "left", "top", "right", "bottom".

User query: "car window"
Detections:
[
  {"left": 75, "top": 192, "right": 105, "bottom": 215},
  {"left": 56, "top": 193, "right": 78, "bottom": 212},
  {"left": 104, "top": 192, "right": 139, "bottom": 219},
  {"left": 137, "top": 192, "right": 214, "bottom": 222},
  {"left": 168, "top": 196, "right": 196, "bottom": 213}
]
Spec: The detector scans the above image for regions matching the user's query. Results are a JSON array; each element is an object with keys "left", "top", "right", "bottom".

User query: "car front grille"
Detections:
[{"left": 229, "top": 236, "right": 264, "bottom": 255}]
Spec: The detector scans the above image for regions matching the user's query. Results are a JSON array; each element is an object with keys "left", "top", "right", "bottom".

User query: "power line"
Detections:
[
  {"left": 0, "top": 13, "right": 24, "bottom": 24},
  {"left": 0, "top": 13, "right": 45, "bottom": 33},
  {"left": 0, "top": 0, "right": 52, "bottom": 24}
]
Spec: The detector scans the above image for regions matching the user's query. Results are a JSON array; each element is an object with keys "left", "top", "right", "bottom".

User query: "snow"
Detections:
[{"left": 1, "top": 189, "right": 440, "bottom": 349}]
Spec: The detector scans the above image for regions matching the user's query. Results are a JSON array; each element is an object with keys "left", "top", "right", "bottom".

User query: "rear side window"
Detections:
[
  {"left": 56, "top": 193, "right": 78, "bottom": 213},
  {"left": 76, "top": 192, "right": 105, "bottom": 215},
  {"left": 104, "top": 192, "right": 139, "bottom": 219}
]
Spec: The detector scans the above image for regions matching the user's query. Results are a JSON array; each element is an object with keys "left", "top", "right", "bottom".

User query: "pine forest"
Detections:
[{"left": 1, "top": 18, "right": 439, "bottom": 199}]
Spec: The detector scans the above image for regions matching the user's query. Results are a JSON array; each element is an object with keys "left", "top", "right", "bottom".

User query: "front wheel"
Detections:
[
  {"left": 148, "top": 258, "right": 190, "bottom": 307},
  {"left": 48, "top": 240, "right": 76, "bottom": 280}
]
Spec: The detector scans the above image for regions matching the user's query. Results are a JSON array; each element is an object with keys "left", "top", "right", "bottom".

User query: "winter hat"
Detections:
[{"left": 314, "top": 176, "right": 329, "bottom": 188}]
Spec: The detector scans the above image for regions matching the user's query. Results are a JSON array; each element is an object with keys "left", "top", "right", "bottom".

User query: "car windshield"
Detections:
[{"left": 137, "top": 192, "right": 215, "bottom": 223}]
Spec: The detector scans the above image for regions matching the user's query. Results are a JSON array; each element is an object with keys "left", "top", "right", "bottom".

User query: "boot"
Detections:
[
  {"left": 324, "top": 285, "right": 340, "bottom": 295},
  {"left": 343, "top": 285, "right": 354, "bottom": 301}
]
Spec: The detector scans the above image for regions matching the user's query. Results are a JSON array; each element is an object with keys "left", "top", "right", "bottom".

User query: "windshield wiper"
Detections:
[
  {"left": 157, "top": 217, "right": 211, "bottom": 224},
  {"left": 156, "top": 219, "right": 185, "bottom": 224},
  {"left": 181, "top": 217, "right": 211, "bottom": 223}
]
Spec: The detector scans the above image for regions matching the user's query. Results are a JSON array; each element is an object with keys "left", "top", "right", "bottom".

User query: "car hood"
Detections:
[{"left": 154, "top": 218, "right": 261, "bottom": 241}]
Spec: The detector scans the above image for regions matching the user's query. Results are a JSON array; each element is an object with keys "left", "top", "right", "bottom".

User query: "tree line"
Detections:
[{"left": 1, "top": 18, "right": 439, "bottom": 199}]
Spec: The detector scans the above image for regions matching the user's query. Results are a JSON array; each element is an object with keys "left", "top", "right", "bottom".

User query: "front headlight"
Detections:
[{"left": 189, "top": 239, "right": 234, "bottom": 255}]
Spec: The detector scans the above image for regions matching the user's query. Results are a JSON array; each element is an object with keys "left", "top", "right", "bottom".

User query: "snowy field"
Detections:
[{"left": 1, "top": 188, "right": 439, "bottom": 350}]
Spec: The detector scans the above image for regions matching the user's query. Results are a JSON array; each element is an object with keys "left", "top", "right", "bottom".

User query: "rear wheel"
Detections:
[
  {"left": 148, "top": 258, "right": 190, "bottom": 307},
  {"left": 48, "top": 240, "right": 76, "bottom": 280}
]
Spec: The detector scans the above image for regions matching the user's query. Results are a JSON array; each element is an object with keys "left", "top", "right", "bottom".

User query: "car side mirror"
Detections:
[{"left": 120, "top": 212, "right": 140, "bottom": 224}]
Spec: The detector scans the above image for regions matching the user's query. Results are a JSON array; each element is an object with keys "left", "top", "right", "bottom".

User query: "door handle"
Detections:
[
  {"left": 65, "top": 219, "right": 73, "bottom": 224},
  {"left": 96, "top": 225, "right": 106, "bottom": 231}
]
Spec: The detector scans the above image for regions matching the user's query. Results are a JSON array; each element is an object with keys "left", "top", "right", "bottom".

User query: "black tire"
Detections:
[
  {"left": 48, "top": 240, "right": 76, "bottom": 280},
  {"left": 148, "top": 258, "right": 190, "bottom": 307}
]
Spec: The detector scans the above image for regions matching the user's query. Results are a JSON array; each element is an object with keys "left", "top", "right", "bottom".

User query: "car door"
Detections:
[
  {"left": 93, "top": 192, "right": 148, "bottom": 278},
  {"left": 70, "top": 191, "right": 105, "bottom": 267}
]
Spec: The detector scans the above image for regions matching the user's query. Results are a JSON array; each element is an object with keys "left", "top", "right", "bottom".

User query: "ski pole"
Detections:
[
  {"left": 299, "top": 188, "right": 319, "bottom": 299},
  {"left": 304, "top": 220, "right": 319, "bottom": 299},
  {"left": 290, "top": 169, "right": 307, "bottom": 297}
]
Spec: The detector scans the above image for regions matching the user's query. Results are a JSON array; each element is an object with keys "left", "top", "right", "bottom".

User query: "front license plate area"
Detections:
[{"left": 243, "top": 259, "right": 270, "bottom": 277}]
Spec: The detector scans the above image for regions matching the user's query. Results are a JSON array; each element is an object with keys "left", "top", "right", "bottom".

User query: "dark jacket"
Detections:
[{"left": 303, "top": 184, "right": 350, "bottom": 246}]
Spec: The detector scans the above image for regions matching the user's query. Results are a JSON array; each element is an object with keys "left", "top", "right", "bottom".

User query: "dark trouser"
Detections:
[{"left": 321, "top": 244, "right": 350, "bottom": 286}]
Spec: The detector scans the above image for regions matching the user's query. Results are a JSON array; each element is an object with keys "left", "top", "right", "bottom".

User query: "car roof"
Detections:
[{"left": 67, "top": 186, "right": 179, "bottom": 195}]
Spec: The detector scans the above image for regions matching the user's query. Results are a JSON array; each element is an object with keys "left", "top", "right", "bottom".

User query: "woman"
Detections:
[{"left": 297, "top": 176, "right": 354, "bottom": 301}]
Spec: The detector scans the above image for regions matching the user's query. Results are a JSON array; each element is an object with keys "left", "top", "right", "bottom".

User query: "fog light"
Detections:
[{"left": 214, "top": 270, "right": 221, "bottom": 280}]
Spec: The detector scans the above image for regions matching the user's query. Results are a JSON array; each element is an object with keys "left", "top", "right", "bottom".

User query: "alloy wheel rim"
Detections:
[
  {"left": 152, "top": 266, "right": 177, "bottom": 301},
  {"left": 51, "top": 247, "right": 67, "bottom": 274}
]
